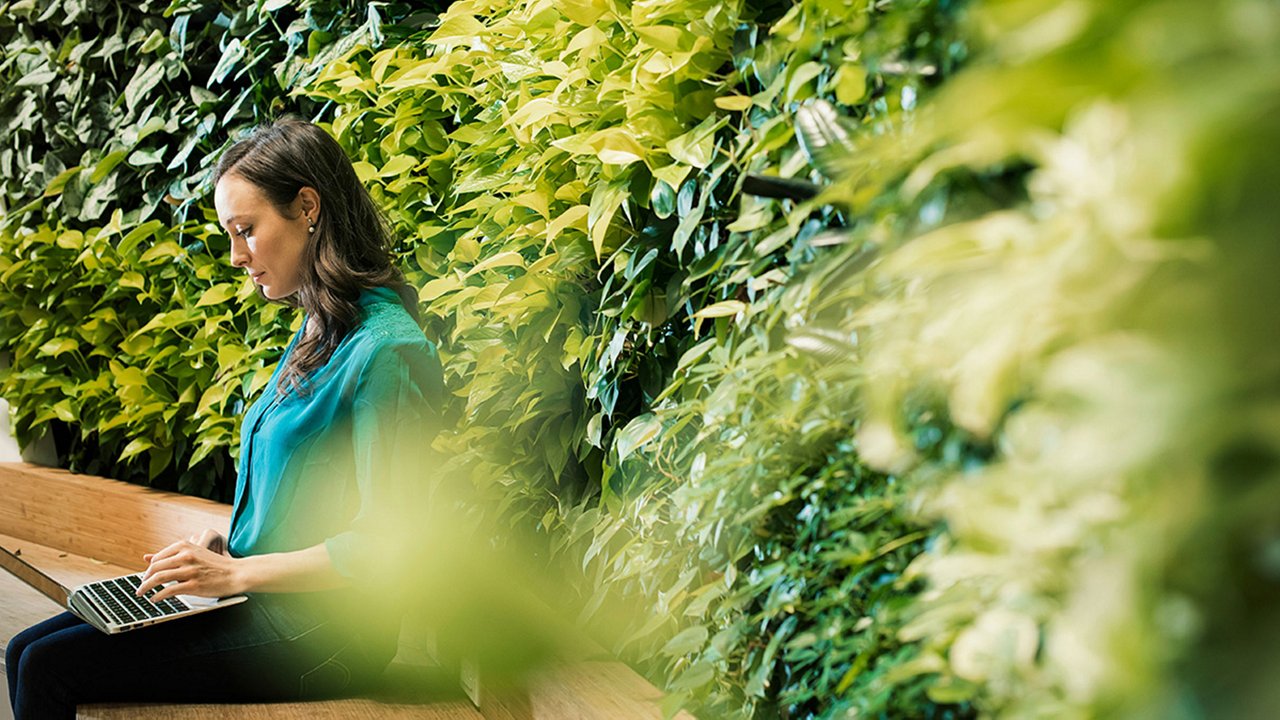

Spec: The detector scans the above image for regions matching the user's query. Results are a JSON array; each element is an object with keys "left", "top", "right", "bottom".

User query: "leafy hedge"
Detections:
[
  {"left": 3, "top": 0, "right": 1279, "bottom": 717},
  {"left": 301, "top": 1, "right": 974, "bottom": 712},
  {"left": 0, "top": 0, "right": 429, "bottom": 494}
]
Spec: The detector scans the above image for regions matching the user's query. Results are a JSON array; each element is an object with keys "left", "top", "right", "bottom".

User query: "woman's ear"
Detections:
[{"left": 296, "top": 186, "right": 321, "bottom": 222}]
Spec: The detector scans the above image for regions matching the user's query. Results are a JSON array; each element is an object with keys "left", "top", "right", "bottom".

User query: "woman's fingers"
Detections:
[
  {"left": 136, "top": 566, "right": 193, "bottom": 599},
  {"left": 198, "top": 529, "right": 228, "bottom": 555},
  {"left": 140, "top": 543, "right": 195, "bottom": 581},
  {"left": 138, "top": 542, "right": 208, "bottom": 593},
  {"left": 141, "top": 552, "right": 192, "bottom": 580},
  {"left": 147, "top": 577, "right": 199, "bottom": 603},
  {"left": 142, "top": 539, "right": 190, "bottom": 569},
  {"left": 136, "top": 539, "right": 239, "bottom": 600},
  {"left": 147, "top": 529, "right": 226, "bottom": 568}
]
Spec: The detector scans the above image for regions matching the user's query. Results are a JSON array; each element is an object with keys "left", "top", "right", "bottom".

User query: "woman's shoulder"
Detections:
[
  {"left": 358, "top": 304, "right": 427, "bottom": 348},
  {"left": 351, "top": 287, "right": 430, "bottom": 349},
  {"left": 344, "top": 289, "right": 441, "bottom": 387}
]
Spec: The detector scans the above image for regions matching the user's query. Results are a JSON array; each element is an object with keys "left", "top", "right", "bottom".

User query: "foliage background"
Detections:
[
  {"left": 2, "top": 0, "right": 1278, "bottom": 717},
  {"left": 0, "top": 0, "right": 434, "bottom": 495}
]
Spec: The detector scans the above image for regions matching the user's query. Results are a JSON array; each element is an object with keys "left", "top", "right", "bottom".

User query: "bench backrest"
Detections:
[{"left": 0, "top": 462, "right": 230, "bottom": 570}]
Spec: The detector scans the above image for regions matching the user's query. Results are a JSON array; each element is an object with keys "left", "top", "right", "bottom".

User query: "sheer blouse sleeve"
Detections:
[{"left": 323, "top": 338, "right": 444, "bottom": 585}]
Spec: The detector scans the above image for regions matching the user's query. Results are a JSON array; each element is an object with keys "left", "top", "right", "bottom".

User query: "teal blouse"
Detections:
[{"left": 228, "top": 286, "right": 444, "bottom": 584}]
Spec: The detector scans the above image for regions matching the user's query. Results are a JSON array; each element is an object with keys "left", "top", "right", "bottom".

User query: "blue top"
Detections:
[{"left": 228, "top": 286, "right": 444, "bottom": 585}]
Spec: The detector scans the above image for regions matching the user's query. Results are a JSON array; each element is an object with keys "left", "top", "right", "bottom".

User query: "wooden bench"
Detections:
[{"left": 0, "top": 462, "right": 691, "bottom": 719}]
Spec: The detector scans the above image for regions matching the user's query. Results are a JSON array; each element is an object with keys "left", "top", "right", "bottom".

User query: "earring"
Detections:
[{"left": 307, "top": 216, "right": 316, "bottom": 234}]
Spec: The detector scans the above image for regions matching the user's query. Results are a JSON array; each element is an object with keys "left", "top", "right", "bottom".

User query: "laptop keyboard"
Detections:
[{"left": 82, "top": 574, "right": 191, "bottom": 626}]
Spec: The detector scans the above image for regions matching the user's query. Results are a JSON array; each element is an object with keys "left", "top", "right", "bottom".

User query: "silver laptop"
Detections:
[{"left": 67, "top": 572, "right": 247, "bottom": 634}]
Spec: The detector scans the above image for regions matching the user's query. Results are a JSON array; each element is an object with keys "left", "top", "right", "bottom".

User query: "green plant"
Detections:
[
  {"left": 596, "top": 0, "right": 1280, "bottom": 716},
  {"left": 301, "top": 0, "right": 760, "bottom": 521},
  {"left": 0, "top": 214, "right": 285, "bottom": 496},
  {"left": 306, "top": 0, "right": 977, "bottom": 715}
]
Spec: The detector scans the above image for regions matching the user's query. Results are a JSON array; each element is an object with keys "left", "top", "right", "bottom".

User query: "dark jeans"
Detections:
[{"left": 5, "top": 594, "right": 393, "bottom": 720}]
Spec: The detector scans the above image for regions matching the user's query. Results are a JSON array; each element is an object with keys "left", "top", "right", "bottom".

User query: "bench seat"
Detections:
[{"left": 0, "top": 463, "right": 481, "bottom": 719}]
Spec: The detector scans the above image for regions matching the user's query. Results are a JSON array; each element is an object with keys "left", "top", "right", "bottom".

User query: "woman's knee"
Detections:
[
  {"left": 12, "top": 621, "right": 102, "bottom": 702},
  {"left": 14, "top": 635, "right": 66, "bottom": 691},
  {"left": 5, "top": 634, "right": 25, "bottom": 680},
  {"left": 7, "top": 614, "right": 80, "bottom": 677},
  {"left": 7, "top": 619, "right": 60, "bottom": 684}
]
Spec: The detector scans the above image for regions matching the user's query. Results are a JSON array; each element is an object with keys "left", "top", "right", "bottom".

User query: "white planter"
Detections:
[{"left": 0, "top": 353, "right": 57, "bottom": 465}]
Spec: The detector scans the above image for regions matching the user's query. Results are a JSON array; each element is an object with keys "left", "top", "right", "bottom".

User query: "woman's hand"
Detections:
[
  {"left": 187, "top": 528, "right": 228, "bottom": 556},
  {"left": 136, "top": 531, "right": 243, "bottom": 602}
]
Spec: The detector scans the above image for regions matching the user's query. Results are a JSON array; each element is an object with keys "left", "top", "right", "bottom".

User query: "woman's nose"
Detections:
[{"left": 229, "top": 236, "right": 250, "bottom": 268}]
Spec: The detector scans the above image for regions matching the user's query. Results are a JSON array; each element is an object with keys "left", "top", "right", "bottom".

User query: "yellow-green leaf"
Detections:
[
  {"left": 353, "top": 161, "right": 378, "bottom": 183},
  {"left": 661, "top": 625, "right": 709, "bottom": 657},
  {"left": 693, "top": 300, "right": 746, "bottom": 319},
  {"left": 634, "top": 25, "right": 689, "bottom": 54},
  {"left": 430, "top": 13, "right": 485, "bottom": 42},
  {"left": 119, "top": 437, "right": 154, "bottom": 461},
  {"left": 39, "top": 338, "right": 79, "bottom": 357},
  {"left": 114, "top": 365, "right": 149, "bottom": 387},
  {"left": 380, "top": 154, "right": 418, "bottom": 177},
  {"left": 469, "top": 251, "right": 526, "bottom": 276},
  {"left": 714, "top": 95, "right": 754, "bottom": 111},
  {"left": 55, "top": 230, "right": 84, "bottom": 250},
  {"left": 119, "top": 335, "right": 153, "bottom": 356},
  {"left": 196, "top": 284, "right": 237, "bottom": 307},
  {"left": 547, "top": 205, "right": 589, "bottom": 241},
  {"left": 786, "top": 61, "right": 825, "bottom": 103},
  {"left": 419, "top": 274, "right": 463, "bottom": 302},
  {"left": 653, "top": 163, "right": 692, "bottom": 190},
  {"left": 593, "top": 129, "right": 646, "bottom": 166},
  {"left": 90, "top": 150, "right": 128, "bottom": 184},
  {"left": 139, "top": 241, "right": 184, "bottom": 263},
  {"left": 512, "top": 191, "right": 550, "bottom": 218},
  {"left": 666, "top": 115, "right": 726, "bottom": 169},
  {"left": 217, "top": 343, "right": 247, "bottom": 369},
  {"left": 44, "top": 166, "right": 82, "bottom": 197},
  {"left": 833, "top": 64, "right": 867, "bottom": 105},
  {"left": 52, "top": 400, "right": 76, "bottom": 423},
  {"left": 120, "top": 271, "right": 146, "bottom": 290},
  {"left": 616, "top": 413, "right": 663, "bottom": 461},
  {"left": 197, "top": 383, "right": 227, "bottom": 415},
  {"left": 556, "top": 0, "right": 607, "bottom": 26}
]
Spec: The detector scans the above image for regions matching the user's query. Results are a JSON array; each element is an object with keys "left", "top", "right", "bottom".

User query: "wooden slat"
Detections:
[
  {"left": 0, "top": 463, "right": 230, "bottom": 568},
  {"left": 78, "top": 698, "right": 484, "bottom": 720},
  {"left": 78, "top": 662, "right": 484, "bottom": 719},
  {"left": 460, "top": 589, "right": 697, "bottom": 720},
  {"left": 0, "top": 531, "right": 133, "bottom": 605},
  {"left": 0, "top": 538, "right": 70, "bottom": 606},
  {"left": 479, "top": 661, "right": 696, "bottom": 720}
]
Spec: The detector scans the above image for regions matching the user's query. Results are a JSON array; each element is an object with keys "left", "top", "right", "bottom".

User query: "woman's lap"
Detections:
[{"left": 8, "top": 598, "right": 383, "bottom": 720}]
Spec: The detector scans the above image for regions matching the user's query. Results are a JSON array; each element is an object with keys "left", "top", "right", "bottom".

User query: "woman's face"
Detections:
[{"left": 213, "top": 173, "right": 315, "bottom": 300}]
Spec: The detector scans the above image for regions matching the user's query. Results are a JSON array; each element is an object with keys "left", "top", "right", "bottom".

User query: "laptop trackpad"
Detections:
[{"left": 177, "top": 593, "right": 225, "bottom": 608}]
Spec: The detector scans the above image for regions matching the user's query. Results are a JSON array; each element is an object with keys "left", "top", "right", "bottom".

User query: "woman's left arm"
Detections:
[
  {"left": 137, "top": 337, "right": 442, "bottom": 603},
  {"left": 136, "top": 540, "right": 348, "bottom": 601}
]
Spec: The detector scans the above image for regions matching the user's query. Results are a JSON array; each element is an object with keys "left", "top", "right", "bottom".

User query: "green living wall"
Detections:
[
  {"left": 0, "top": 0, "right": 435, "bottom": 495},
  {"left": 3, "top": 0, "right": 1279, "bottom": 717}
]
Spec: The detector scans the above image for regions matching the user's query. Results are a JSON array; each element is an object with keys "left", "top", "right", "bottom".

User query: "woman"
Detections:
[{"left": 5, "top": 118, "right": 443, "bottom": 719}]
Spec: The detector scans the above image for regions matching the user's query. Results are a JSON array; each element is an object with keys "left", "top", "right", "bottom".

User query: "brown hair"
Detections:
[{"left": 213, "top": 118, "right": 418, "bottom": 393}]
